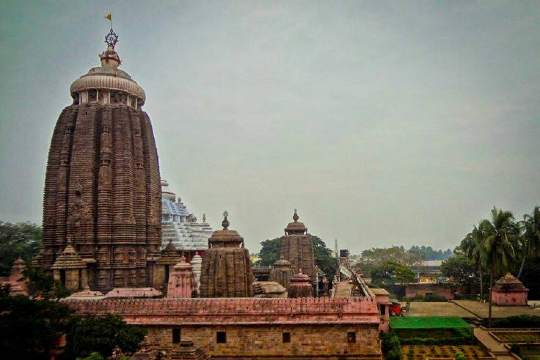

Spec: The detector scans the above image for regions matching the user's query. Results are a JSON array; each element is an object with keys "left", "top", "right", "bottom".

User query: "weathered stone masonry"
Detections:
[{"left": 65, "top": 297, "right": 383, "bottom": 359}]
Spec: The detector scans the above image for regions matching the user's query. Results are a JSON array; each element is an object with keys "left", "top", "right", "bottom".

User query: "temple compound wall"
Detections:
[{"left": 65, "top": 297, "right": 382, "bottom": 359}]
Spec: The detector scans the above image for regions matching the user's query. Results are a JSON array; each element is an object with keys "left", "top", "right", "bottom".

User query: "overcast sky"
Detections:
[{"left": 1, "top": 1, "right": 539, "bottom": 253}]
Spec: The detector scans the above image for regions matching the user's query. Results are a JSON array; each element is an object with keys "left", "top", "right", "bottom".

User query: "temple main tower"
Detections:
[
  {"left": 39, "top": 27, "right": 161, "bottom": 292},
  {"left": 199, "top": 212, "right": 253, "bottom": 297},
  {"left": 279, "top": 210, "right": 315, "bottom": 281}
]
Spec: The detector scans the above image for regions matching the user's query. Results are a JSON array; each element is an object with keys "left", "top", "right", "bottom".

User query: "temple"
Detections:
[
  {"left": 38, "top": 27, "right": 161, "bottom": 292},
  {"left": 161, "top": 180, "right": 212, "bottom": 261},
  {"left": 279, "top": 210, "right": 316, "bottom": 292},
  {"left": 33, "top": 23, "right": 385, "bottom": 359},
  {"left": 199, "top": 213, "right": 253, "bottom": 298}
]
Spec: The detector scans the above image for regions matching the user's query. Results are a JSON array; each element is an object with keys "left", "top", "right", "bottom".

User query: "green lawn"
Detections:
[{"left": 391, "top": 316, "right": 471, "bottom": 330}]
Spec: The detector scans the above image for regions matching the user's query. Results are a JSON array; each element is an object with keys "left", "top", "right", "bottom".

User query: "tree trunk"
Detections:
[
  {"left": 488, "top": 265, "right": 493, "bottom": 328},
  {"left": 518, "top": 255, "right": 526, "bottom": 279},
  {"left": 479, "top": 265, "right": 483, "bottom": 301}
]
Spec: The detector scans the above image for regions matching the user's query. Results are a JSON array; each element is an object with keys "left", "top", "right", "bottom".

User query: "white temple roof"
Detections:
[{"left": 161, "top": 180, "right": 212, "bottom": 250}]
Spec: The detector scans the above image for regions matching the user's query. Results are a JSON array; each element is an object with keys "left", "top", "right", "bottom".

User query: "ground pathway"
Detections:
[{"left": 473, "top": 327, "right": 518, "bottom": 360}]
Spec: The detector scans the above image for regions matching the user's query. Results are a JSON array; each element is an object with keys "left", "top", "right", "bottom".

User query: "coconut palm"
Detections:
[
  {"left": 480, "top": 207, "right": 519, "bottom": 327},
  {"left": 460, "top": 226, "right": 487, "bottom": 300},
  {"left": 517, "top": 207, "right": 540, "bottom": 278}
]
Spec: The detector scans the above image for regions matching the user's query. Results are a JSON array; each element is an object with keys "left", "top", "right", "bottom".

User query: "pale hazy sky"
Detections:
[{"left": 1, "top": 1, "right": 539, "bottom": 253}]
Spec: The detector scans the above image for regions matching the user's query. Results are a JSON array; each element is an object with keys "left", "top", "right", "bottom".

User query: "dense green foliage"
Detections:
[
  {"left": 66, "top": 315, "right": 147, "bottom": 359},
  {"left": 258, "top": 238, "right": 282, "bottom": 267},
  {"left": 449, "top": 206, "right": 540, "bottom": 325},
  {"left": 0, "top": 221, "right": 41, "bottom": 276},
  {"left": 381, "top": 331, "right": 402, "bottom": 360},
  {"left": 370, "top": 261, "right": 416, "bottom": 287},
  {"left": 24, "top": 265, "right": 71, "bottom": 299},
  {"left": 354, "top": 246, "right": 421, "bottom": 276},
  {"left": 0, "top": 292, "right": 145, "bottom": 359},
  {"left": 257, "top": 235, "right": 336, "bottom": 280},
  {"left": 521, "top": 257, "right": 540, "bottom": 299},
  {"left": 440, "top": 254, "right": 479, "bottom": 295},
  {"left": 0, "top": 295, "right": 73, "bottom": 359}
]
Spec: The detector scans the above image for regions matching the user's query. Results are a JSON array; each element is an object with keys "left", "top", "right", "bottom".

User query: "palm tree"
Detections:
[
  {"left": 481, "top": 207, "right": 519, "bottom": 327},
  {"left": 517, "top": 207, "right": 540, "bottom": 278},
  {"left": 461, "top": 227, "right": 487, "bottom": 300}
]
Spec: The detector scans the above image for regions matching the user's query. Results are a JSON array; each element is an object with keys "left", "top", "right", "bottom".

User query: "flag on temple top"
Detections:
[{"left": 105, "top": 12, "right": 112, "bottom": 22}]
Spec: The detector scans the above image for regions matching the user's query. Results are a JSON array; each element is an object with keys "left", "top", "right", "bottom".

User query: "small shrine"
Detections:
[{"left": 491, "top": 273, "right": 529, "bottom": 306}]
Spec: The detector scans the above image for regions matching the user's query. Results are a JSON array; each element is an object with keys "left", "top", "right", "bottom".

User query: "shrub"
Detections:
[
  {"left": 381, "top": 331, "right": 402, "bottom": 360},
  {"left": 486, "top": 315, "right": 540, "bottom": 328},
  {"left": 423, "top": 294, "right": 448, "bottom": 302},
  {"left": 66, "top": 315, "right": 146, "bottom": 359},
  {"left": 455, "top": 351, "right": 465, "bottom": 360}
]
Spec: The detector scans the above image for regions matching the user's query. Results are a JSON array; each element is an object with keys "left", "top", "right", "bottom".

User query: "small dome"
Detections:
[
  {"left": 290, "top": 270, "right": 311, "bottom": 283},
  {"left": 209, "top": 212, "right": 244, "bottom": 247},
  {"left": 70, "top": 29, "right": 146, "bottom": 105},
  {"left": 274, "top": 256, "right": 291, "bottom": 268},
  {"left": 285, "top": 209, "right": 307, "bottom": 235},
  {"left": 173, "top": 256, "right": 192, "bottom": 271}
]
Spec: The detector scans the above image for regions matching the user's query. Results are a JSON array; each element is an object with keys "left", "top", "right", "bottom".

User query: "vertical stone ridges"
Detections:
[
  {"left": 42, "top": 107, "right": 76, "bottom": 268},
  {"left": 269, "top": 257, "right": 293, "bottom": 289},
  {"left": 41, "top": 103, "right": 161, "bottom": 292},
  {"left": 279, "top": 234, "right": 315, "bottom": 281},
  {"left": 141, "top": 111, "right": 161, "bottom": 255},
  {"left": 200, "top": 247, "right": 253, "bottom": 298},
  {"left": 68, "top": 105, "right": 98, "bottom": 258}
]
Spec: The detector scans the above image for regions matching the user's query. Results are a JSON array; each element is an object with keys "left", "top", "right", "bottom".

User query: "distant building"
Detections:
[
  {"left": 411, "top": 260, "right": 444, "bottom": 284},
  {"left": 161, "top": 180, "right": 212, "bottom": 261}
]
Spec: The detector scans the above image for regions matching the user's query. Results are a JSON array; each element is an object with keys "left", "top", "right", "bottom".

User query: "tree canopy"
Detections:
[
  {"left": 0, "top": 221, "right": 41, "bottom": 276},
  {"left": 370, "top": 261, "right": 416, "bottom": 287},
  {"left": 66, "top": 314, "right": 146, "bottom": 359},
  {"left": 0, "top": 295, "right": 72, "bottom": 359},
  {"left": 0, "top": 292, "right": 145, "bottom": 359}
]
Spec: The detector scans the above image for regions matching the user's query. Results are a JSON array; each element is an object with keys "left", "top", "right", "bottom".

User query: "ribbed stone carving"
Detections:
[
  {"left": 269, "top": 256, "right": 293, "bottom": 289},
  {"left": 199, "top": 213, "right": 253, "bottom": 297},
  {"left": 279, "top": 210, "right": 315, "bottom": 281},
  {"left": 39, "top": 33, "right": 161, "bottom": 292}
]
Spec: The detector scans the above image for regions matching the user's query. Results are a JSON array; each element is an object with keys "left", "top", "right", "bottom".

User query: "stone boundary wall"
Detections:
[{"left": 64, "top": 297, "right": 380, "bottom": 325}]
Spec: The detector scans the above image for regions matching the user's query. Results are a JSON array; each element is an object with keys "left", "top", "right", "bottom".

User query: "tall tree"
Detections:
[
  {"left": 460, "top": 226, "right": 487, "bottom": 300},
  {"left": 441, "top": 254, "right": 478, "bottom": 295},
  {"left": 517, "top": 207, "right": 540, "bottom": 278},
  {"left": 481, "top": 208, "right": 519, "bottom": 327}
]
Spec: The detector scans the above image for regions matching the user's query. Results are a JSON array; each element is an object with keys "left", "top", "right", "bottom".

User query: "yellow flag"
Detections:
[{"left": 105, "top": 12, "right": 112, "bottom": 22}]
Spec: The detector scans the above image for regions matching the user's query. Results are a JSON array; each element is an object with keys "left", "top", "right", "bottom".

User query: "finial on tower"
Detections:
[
  {"left": 104, "top": 28, "right": 119, "bottom": 49},
  {"left": 202, "top": 213, "right": 206, "bottom": 223},
  {"left": 103, "top": 12, "right": 118, "bottom": 49},
  {"left": 293, "top": 209, "right": 299, "bottom": 222},
  {"left": 222, "top": 211, "right": 229, "bottom": 229}
]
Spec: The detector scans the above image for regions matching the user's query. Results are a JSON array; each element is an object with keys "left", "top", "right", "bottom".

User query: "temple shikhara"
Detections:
[
  {"left": 32, "top": 24, "right": 387, "bottom": 359},
  {"left": 37, "top": 27, "right": 161, "bottom": 293}
]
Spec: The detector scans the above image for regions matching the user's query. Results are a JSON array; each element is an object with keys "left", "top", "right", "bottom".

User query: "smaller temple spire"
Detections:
[
  {"left": 222, "top": 211, "right": 229, "bottom": 230},
  {"left": 293, "top": 209, "right": 299, "bottom": 222}
]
